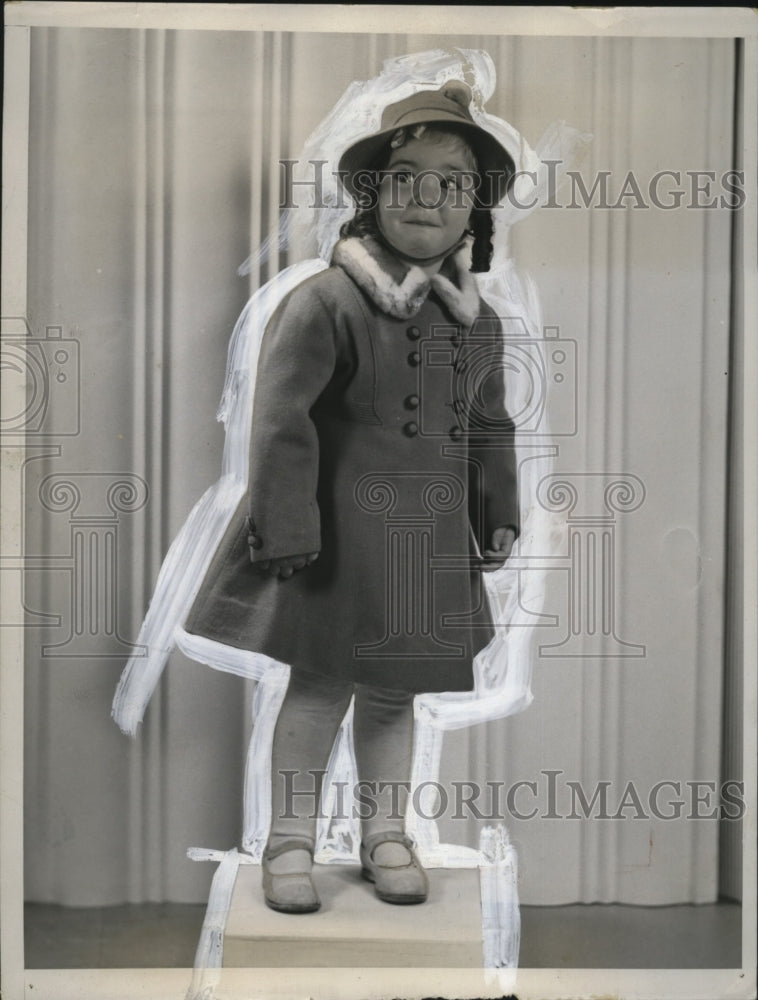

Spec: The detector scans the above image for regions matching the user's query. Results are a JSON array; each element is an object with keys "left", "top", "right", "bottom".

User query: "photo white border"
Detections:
[{"left": 2, "top": 5, "right": 756, "bottom": 999}]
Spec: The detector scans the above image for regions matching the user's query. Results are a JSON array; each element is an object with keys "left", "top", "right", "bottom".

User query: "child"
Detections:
[{"left": 185, "top": 80, "right": 519, "bottom": 913}]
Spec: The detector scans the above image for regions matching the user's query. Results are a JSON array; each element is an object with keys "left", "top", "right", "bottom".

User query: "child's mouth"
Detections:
[{"left": 403, "top": 218, "right": 441, "bottom": 228}]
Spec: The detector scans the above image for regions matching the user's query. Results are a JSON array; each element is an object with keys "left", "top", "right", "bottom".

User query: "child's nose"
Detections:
[{"left": 414, "top": 171, "right": 444, "bottom": 208}]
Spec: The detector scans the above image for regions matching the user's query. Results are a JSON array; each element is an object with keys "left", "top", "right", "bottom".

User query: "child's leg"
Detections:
[
  {"left": 353, "top": 683, "right": 427, "bottom": 902},
  {"left": 352, "top": 683, "right": 415, "bottom": 842},
  {"left": 267, "top": 668, "right": 353, "bottom": 857}
]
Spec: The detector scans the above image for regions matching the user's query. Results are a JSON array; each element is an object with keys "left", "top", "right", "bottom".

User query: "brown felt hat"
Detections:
[{"left": 338, "top": 81, "right": 515, "bottom": 209}]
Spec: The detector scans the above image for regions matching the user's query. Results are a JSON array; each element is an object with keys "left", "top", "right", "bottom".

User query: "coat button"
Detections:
[
  {"left": 406, "top": 325, "right": 421, "bottom": 340},
  {"left": 405, "top": 394, "right": 420, "bottom": 409},
  {"left": 408, "top": 351, "right": 421, "bottom": 366},
  {"left": 248, "top": 533, "right": 264, "bottom": 550},
  {"left": 449, "top": 425, "right": 463, "bottom": 440},
  {"left": 403, "top": 421, "right": 419, "bottom": 437}
]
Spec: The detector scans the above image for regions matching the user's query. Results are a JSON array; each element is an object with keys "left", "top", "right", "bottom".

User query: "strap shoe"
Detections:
[
  {"left": 261, "top": 839, "right": 320, "bottom": 914},
  {"left": 359, "top": 830, "right": 429, "bottom": 904}
]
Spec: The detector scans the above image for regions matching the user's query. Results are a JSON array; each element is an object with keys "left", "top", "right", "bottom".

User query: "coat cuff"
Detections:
[{"left": 246, "top": 511, "right": 321, "bottom": 563}]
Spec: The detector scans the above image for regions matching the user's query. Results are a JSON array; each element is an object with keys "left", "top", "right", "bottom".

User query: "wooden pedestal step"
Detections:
[{"left": 223, "top": 862, "right": 484, "bottom": 968}]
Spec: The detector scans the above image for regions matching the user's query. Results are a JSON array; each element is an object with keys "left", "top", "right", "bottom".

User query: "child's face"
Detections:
[{"left": 376, "top": 134, "right": 476, "bottom": 261}]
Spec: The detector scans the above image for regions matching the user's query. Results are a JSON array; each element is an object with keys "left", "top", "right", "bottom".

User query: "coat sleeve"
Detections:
[
  {"left": 464, "top": 305, "right": 520, "bottom": 551},
  {"left": 246, "top": 279, "right": 339, "bottom": 563}
]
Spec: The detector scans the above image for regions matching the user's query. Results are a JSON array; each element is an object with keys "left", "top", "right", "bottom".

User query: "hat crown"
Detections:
[
  {"left": 441, "top": 81, "right": 472, "bottom": 110},
  {"left": 380, "top": 81, "right": 475, "bottom": 131}
]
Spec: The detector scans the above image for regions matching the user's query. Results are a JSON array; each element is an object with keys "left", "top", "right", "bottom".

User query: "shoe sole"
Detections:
[
  {"left": 360, "top": 867, "right": 428, "bottom": 904},
  {"left": 264, "top": 896, "right": 321, "bottom": 914}
]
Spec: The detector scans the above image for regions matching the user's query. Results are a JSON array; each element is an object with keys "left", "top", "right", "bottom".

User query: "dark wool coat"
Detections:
[{"left": 185, "top": 236, "right": 519, "bottom": 693}]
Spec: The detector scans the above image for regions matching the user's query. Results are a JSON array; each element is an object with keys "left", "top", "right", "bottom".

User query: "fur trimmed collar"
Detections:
[{"left": 331, "top": 235, "right": 481, "bottom": 327}]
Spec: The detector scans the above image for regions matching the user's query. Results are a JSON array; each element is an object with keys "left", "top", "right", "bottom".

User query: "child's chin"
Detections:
[{"left": 395, "top": 236, "right": 444, "bottom": 260}]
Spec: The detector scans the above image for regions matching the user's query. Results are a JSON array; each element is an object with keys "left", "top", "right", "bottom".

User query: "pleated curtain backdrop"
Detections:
[{"left": 22, "top": 28, "right": 739, "bottom": 907}]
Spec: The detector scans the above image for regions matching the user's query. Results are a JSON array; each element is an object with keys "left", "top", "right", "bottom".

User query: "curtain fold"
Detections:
[{"left": 23, "top": 28, "right": 737, "bottom": 906}]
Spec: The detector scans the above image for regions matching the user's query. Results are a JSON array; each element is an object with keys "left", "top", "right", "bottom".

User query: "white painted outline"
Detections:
[{"left": 2, "top": 7, "right": 755, "bottom": 1000}]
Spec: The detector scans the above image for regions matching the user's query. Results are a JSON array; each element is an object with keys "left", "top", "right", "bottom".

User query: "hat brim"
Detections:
[{"left": 338, "top": 118, "right": 515, "bottom": 209}]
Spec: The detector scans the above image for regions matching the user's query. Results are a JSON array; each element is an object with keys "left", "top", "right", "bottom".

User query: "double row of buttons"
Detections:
[{"left": 403, "top": 324, "right": 463, "bottom": 440}]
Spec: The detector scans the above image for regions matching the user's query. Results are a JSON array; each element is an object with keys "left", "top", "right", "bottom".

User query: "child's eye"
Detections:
[
  {"left": 383, "top": 169, "right": 414, "bottom": 185},
  {"left": 447, "top": 173, "right": 472, "bottom": 191}
]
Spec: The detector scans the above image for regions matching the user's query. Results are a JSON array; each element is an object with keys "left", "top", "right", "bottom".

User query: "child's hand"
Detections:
[
  {"left": 482, "top": 526, "right": 517, "bottom": 572},
  {"left": 256, "top": 552, "right": 319, "bottom": 579}
]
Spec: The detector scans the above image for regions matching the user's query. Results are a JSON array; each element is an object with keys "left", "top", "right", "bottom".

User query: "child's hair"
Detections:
[{"left": 340, "top": 124, "right": 495, "bottom": 273}]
